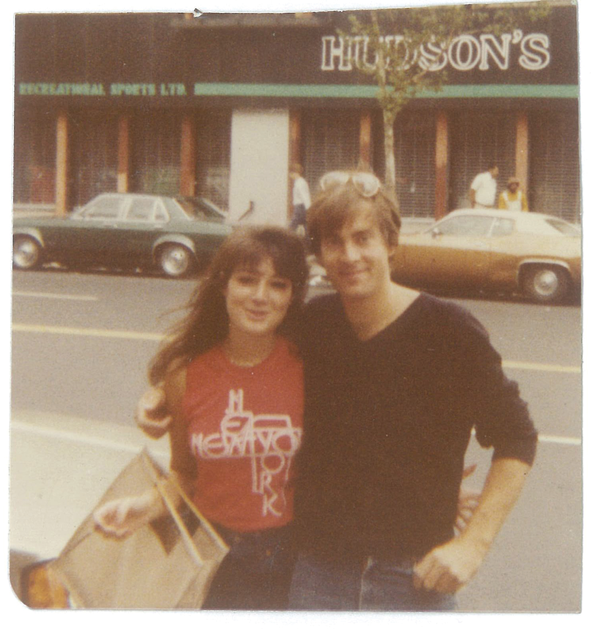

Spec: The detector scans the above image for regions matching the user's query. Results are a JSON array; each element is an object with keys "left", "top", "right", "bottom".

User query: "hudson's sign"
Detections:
[{"left": 321, "top": 30, "right": 551, "bottom": 73}]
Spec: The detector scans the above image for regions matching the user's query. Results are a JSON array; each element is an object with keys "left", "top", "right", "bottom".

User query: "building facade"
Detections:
[{"left": 13, "top": 7, "right": 580, "bottom": 224}]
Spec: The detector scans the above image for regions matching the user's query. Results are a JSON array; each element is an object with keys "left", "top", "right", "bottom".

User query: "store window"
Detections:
[
  {"left": 302, "top": 109, "right": 361, "bottom": 194},
  {"left": 394, "top": 112, "right": 437, "bottom": 218},
  {"left": 130, "top": 112, "right": 181, "bottom": 196},
  {"left": 195, "top": 110, "right": 232, "bottom": 211},
  {"left": 448, "top": 111, "right": 515, "bottom": 211},
  {"left": 69, "top": 112, "right": 119, "bottom": 208},
  {"left": 13, "top": 111, "right": 56, "bottom": 206},
  {"left": 529, "top": 110, "right": 580, "bottom": 223}
]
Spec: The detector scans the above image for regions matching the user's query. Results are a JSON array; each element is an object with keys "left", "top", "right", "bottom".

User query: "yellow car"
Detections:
[{"left": 391, "top": 209, "right": 581, "bottom": 304}]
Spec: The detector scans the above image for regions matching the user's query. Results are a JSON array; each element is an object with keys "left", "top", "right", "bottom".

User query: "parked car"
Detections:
[
  {"left": 13, "top": 193, "right": 233, "bottom": 278},
  {"left": 176, "top": 196, "right": 230, "bottom": 223},
  {"left": 391, "top": 209, "right": 581, "bottom": 304}
]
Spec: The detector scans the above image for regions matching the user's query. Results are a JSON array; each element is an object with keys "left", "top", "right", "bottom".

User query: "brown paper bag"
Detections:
[{"left": 50, "top": 449, "right": 229, "bottom": 609}]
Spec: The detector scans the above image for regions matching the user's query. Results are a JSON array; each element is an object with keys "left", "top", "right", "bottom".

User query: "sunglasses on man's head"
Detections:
[{"left": 319, "top": 171, "right": 382, "bottom": 198}]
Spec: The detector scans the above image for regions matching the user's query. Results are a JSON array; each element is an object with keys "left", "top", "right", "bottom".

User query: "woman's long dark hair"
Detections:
[{"left": 148, "top": 225, "right": 309, "bottom": 385}]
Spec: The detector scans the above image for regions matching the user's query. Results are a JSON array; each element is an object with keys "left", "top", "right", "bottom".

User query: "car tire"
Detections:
[
  {"left": 158, "top": 243, "right": 195, "bottom": 278},
  {"left": 521, "top": 265, "right": 571, "bottom": 304},
  {"left": 13, "top": 236, "right": 41, "bottom": 270}
]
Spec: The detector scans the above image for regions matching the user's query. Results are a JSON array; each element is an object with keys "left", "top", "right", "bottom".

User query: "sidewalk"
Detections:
[{"left": 8, "top": 409, "right": 171, "bottom": 600}]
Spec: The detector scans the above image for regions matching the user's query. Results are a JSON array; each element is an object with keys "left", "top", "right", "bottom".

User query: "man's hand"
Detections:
[
  {"left": 413, "top": 536, "right": 487, "bottom": 594},
  {"left": 135, "top": 387, "right": 172, "bottom": 439},
  {"left": 415, "top": 458, "right": 532, "bottom": 595}
]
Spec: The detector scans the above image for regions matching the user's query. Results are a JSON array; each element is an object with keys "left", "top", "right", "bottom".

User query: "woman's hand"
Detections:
[
  {"left": 135, "top": 387, "right": 172, "bottom": 439},
  {"left": 93, "top": 493, "right": 157, "bottom": 538},
  {"left": 455, "top": 464, "right": 480, "bottom": 534}
]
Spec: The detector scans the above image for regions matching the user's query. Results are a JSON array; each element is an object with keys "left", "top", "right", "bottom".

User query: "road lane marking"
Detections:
[
  {"left": 13, "top": 291, "right": 99, "bottom": 301},
  {"left": 12, "top": 419, "right": 580, "bottom": 450},
  {"left": 469, "top": 427, "right": 580, "bottom": 446},
  {"left": 11, "top": 323, "right": 165, "bottom": 342},
  {"left": 538, "top": 434, "right": 581, "bottom": 446},
  {"left": 503, "top": 360, "right": 581, "bottom": 374},
  {"left": 11, "top": 419, "right": 170, "bottom": 459},
  {"left": 11, "top": 323, "right": 582, "bottom": 374}
]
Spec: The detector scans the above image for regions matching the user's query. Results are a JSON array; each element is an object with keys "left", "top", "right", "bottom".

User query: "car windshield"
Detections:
[{"left": 544, "top": 218, "right": 580, "bottom": 236}]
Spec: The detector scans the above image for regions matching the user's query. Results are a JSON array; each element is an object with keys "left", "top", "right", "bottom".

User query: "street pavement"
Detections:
[
  {"left": 8, "top": 408, "right": 171, "bottom": 602},
  {"left": 6, "top": 269, "right": 586, "bottom": 616}
]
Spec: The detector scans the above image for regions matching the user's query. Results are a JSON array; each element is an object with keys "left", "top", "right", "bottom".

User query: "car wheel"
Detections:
[
  {"left": 158, "top": 244, "right": 194, "bottom": 278},
  {"left": 13, "top": 236, "right": 41, "bottom": 270},
  {"left": 521, "top": 265, "right": 570, "bottom": 304}
]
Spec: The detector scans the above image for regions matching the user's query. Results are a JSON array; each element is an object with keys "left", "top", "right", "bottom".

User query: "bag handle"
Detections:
[
  {"left": 140, "top": 451, "right": 228, "bottom": 564},
  {"left": 139, "top": 452, "right": 206, "bottom": 566},
  {"left": 164, "top": 471, "right": 229, "bottom": 553}
]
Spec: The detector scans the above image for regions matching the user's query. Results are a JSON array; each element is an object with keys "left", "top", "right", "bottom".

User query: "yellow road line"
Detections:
[{"left": 11, "top": 323, "right": 582, "bottom": 374}]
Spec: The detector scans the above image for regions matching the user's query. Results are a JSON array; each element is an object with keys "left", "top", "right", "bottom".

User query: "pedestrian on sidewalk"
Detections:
[
  {"left": 288, "top": 163, "right": 311, "bottom": 236},
  {"left": 498, "top": 177, "right": 529, "bottom": 211},
  {"left": 469, "top": 164, "right": 499, "bottom": 208}
]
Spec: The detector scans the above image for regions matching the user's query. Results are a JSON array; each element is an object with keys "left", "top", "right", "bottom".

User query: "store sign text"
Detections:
[
  {"left": 321, "top": 30, "right": 551, "bottom": 72},
  {"left": 18, "top": 82, "right": 188, "bottom": 97}
]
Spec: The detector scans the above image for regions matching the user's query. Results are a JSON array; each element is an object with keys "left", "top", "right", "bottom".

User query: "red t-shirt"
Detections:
[{"left": 181, "top": 336, "right": 304, "bottom": 532}]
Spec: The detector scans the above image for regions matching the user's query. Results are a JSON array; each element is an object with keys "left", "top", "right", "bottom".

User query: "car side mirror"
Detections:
[{"left": 431, "top": 227, "right": 441, "bottom": 239}]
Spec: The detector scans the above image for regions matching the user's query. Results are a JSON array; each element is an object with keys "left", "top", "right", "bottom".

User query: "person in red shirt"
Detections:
[{"left": 93, "top": 226, "right": 308, "bottom": 610}]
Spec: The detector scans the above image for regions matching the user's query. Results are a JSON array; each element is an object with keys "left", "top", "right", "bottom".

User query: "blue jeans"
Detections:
[
  {"left": 202, "top": 524, "right": 296, "bottom": 611},
  {"left": 288, "top": 552, "right": 457, "bottom": 612},
  {"left": 289, "top": 204, "right": 307, "bottom": 232}
]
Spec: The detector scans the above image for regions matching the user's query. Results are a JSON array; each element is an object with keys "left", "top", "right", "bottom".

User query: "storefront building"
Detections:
[{"left": 13, "top": 7, "right": 580, "bottom": 224}]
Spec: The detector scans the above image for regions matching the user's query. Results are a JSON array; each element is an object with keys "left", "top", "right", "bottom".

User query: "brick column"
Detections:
[
  {"left": 359, "top": 110, "right": 372, "bottom": 170},
  {"left": 434, "top": 111, "right": 449, "bottom": 220},
  {"left": 180, "top": 114, "right": 196, "bottom": 197},
  {"left": 117, "top": 115, "right": 130, "bottom": 193},
  {"left": 55, "top": 113, "right": 69, "bottom": 216},
  {"left": 288, "top": 109, "right": 302, "bottom": 220},
  {"left": 515, "top": 111, "right": 529, "bottom": 194}
]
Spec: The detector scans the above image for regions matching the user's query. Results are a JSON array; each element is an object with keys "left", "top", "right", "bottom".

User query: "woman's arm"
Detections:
[{"left": 95, "top": 365, "right": 196, "bottom": 537}]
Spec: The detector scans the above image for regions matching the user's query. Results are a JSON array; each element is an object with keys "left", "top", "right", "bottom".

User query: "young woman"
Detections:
[{"left": 94, "top": 226, "right": 309, "bottom": 610}]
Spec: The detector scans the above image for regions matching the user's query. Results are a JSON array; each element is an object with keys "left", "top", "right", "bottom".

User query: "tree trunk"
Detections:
[{"left": 383, "top": 108, "right": 399, "bottom": 209}]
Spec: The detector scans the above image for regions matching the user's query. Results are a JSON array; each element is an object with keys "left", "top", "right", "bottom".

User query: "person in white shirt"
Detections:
[
  {"left": 469, "top": 165, "right": 499, "bottom": 209},
  {"left": 289, "top": 163, "right": 311, "bottom": 235}
]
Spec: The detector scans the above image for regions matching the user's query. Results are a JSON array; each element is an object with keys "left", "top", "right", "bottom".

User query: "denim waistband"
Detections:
[{"left": 212, "top": 522, "right": 294, "bottom": 546}]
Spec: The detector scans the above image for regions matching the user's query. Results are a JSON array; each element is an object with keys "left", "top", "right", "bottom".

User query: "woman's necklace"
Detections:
[{"left": 223, "top": 337, "right": 276, "bottom": 368}]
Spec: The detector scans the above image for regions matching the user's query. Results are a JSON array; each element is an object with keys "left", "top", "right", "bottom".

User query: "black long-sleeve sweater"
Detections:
[{"left": 293, "top": 292, "right": 538, "bottom": 564}]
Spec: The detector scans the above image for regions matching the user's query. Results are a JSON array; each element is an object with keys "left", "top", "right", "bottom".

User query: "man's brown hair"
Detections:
[{"left": 307, "top": 174, "right": 401, "bottom": 256}]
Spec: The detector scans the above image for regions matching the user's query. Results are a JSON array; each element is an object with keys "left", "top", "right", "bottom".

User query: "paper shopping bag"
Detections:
[{"left": 50, "top": 449, "right": 229, "bottom": 609}]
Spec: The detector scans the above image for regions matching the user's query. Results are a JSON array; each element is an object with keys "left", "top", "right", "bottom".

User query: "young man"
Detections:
[
  {"left": 137, "top": 171, "right": 537, "bottom": 611},
  {"left": 469, "top": 165, "right": 499, "bottom": 208},
  {"left": 288, "top": 171, "right": 536, "bottom": 610},
  {"left": 498, "top": 177, "right": 529, "bottom": 211}
]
